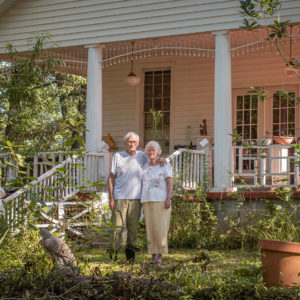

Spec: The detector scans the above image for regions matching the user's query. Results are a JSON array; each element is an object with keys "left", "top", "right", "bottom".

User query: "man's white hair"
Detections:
[
  {"left": 124, "top": 131, "right": 140, "bottom": 143},
  {"left": 145, "top": 141, "right": 162, "bottom": 156}
]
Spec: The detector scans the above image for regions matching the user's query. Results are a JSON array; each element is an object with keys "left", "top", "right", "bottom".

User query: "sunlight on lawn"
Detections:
[{"left": 76, "top": 246, "right": 261, "bottom": 278}]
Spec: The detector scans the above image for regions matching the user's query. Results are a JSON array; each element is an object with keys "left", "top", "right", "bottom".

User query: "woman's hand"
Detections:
[{"left": 165, "top": 198, "right": 171, "bottom": 209}]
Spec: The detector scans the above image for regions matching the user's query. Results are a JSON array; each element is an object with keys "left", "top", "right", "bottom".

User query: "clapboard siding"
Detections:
[
  {"left": 102, "top": 62, "right": 137, "bottom": 149},
  {"left": 100, "top": 43, "right": 300, "bottom": 151},
  {"left": 0, "top": 0, "right": 299, "bottom": 52}
]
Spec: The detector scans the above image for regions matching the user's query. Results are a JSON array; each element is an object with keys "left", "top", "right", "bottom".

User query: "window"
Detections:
[
  {"left": 236, "top": 94, "right": 258, "bottom": 141},
  {"left": 235, "top": 94, "right": 258, "bottom": 170},
  {"left": 144, "top": 70, "right": 170, "bottom": 152},
  {"left": 272, "top": 92, "right": 295, "bottom": 136}
]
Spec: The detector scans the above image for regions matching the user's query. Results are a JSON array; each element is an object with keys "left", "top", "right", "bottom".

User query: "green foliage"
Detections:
[
  {"left": 0, "top": 130, "right": 105, "bottom": 241},
  {"left": 1, "top": 229, "right": 300, "bottom": 299},
  {"left": 253, "top": 187, "right": 300, "bottom": 242},
  {"left": 169, "top": 186, "right": 218, "bottom": 249},
  {"left": 239, "top": 0, "right": 300, "bottom": 80},
  {"left": 240, "top": 0, "right": 283, "bottom": 32},
  {"left": 0, "top": 36, "right": 86, "bottom": 155},
  {"left": 149, "top": 108, "right": 163, "bottom": 140},
  {"left": 248, "top": 86, "right": 270, "bottom": 102}
]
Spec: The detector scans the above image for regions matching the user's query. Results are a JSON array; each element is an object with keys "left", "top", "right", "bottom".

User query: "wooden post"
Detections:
[
  {"left": 85, "top": 45, "right": 104, "bottom": 153},
  {"left": 212, "top": 30, "right": 232, "bottom": 191}
]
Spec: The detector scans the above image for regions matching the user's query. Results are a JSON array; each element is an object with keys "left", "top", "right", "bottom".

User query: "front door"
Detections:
[{"left": 143, "top": 70, "right": 171, "bottom": 152}]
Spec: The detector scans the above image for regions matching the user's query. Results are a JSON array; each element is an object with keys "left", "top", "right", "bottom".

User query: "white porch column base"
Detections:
[
  {"left": 212, "top": 30, "right": 232, "bottom": 192},
  {"left": 85, "top": 45, "right": 103, "bottom": 153}
]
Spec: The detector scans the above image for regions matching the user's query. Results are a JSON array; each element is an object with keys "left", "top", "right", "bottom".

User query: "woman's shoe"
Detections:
[
  {"left": 156, "top": 254, "right": 162, "bottom": 266},
  {"left": 151, "top": 254, "right": 158, "bottom": 264}
]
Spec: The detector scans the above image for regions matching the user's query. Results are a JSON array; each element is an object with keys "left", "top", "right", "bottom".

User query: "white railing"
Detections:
[
  {"left": 232, "top": 144, "right": 300, "bottom": 187},
  {"left": 0, "top": 152, "right": 67, "bottom": 188},
  {"left": 167, "top": 148, "right": 210, "bottom": 190},
  {"left": 33, "top": 152, "right": 67, "bottom": 178},
  {"left": 0, "top": 153, "right": 15, "bottom": 185},
  {"left": 1, "top": 153, "right": 109, "bottom": 234}
]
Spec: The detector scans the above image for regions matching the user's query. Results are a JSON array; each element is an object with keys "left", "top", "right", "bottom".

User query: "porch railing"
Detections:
[
  {"left": 0, "top": 152, "right": 67, "bottom": 188},
  {"left": 33, "top": 152, "right": 67, "bottom": 177},
  {"left": 1, "top": 153, "right": 108, "bottom": 235},
  {"left": 167, "top": 148, "right": 210, "bottom": 190},
  {"left": 232, "top": 144, "right": 300, "bottom": 188},
  {"left": 0, "top": 153, "right": 16, "bottom": 186}
]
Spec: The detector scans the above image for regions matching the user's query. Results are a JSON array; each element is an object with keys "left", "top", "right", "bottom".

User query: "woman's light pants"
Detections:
[{"left": 142, "top": 201, "right": 171, "bottom": 255}]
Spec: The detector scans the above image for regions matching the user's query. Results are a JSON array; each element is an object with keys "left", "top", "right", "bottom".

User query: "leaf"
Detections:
[
  {"left": 75, "top": 134, "right": 85, "bottom": 147},
  {"left": 292, "top": 58, "right": 300, "bottom": 68},
  {"left": 75, "top": 120, "right": 85, "bottom": 126},
  {"left": 0, "top": 229, "right": 9, "bottom": 246},
  {"left": 28, "top": 223, "right": 38, "bottom": 231},
  {"left": 41, "top": 206, "right": 49, "bottom": 212},
  {"left": 4, "top": 160, "right": 14, "bottom": 167}
]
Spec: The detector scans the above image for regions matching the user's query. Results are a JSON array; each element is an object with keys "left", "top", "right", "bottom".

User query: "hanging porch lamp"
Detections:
[
  {"left": 284, "top": 25, "right": 298, "bottom": 77},
  {"left": 126, "top": 42, "right": 140, "bottom": 87}
]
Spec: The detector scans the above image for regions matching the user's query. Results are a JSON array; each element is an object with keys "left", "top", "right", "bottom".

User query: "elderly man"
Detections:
[{"left": 108, "top": 131, "right": 148, "bottom": 263}]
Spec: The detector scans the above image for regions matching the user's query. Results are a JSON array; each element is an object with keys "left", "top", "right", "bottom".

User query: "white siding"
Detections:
[
  {"left": 0, "top": 0, "right": 299, "bottom": 52},
  {"left": 102, "top": 63, "right": 137, "bottom": 149}
]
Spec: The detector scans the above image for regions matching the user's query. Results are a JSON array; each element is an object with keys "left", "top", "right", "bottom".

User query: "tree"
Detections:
[
  {"left": 0, "top": 36, "right": 86, "bottom": 155},
  {"left": 240, "top": 0, "right": 300, "bottom": 79}
]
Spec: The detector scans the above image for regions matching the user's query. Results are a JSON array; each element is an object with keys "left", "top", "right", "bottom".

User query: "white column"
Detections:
[
  {"left": 213, "top": 31, "right": 232, "bottom": 191},
  {"left": 85, "top": 45, "right": 103, "bottom": 153}
]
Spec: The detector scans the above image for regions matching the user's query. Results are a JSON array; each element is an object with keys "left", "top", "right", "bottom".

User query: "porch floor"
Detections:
[{"left": 207, "top": 190, "right": 300, "bottom": 200}]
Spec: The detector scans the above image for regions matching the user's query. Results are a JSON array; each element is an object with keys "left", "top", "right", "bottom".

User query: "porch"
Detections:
[
  {"left": 1, "top": 23, "right": 300, "bottom": 235},
  {"left": 2, "top": 25, "right": 300, "bottom": 191}
]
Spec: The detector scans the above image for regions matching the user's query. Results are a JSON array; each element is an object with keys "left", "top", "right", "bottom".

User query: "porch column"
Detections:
[
  {"left": 85, "top": 45, "right": 103, "bottom": 153},
  {"left": 212, "top": 30, "right": 232, "bottom": 191}
]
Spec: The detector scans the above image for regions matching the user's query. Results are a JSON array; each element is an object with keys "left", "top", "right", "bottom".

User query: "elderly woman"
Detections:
[{"left": 141, "top": 141, "right": 172, "bottom": 266}]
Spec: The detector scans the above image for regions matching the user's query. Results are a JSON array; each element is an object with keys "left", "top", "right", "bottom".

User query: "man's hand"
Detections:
[
  {"left": 109, "top": 198, "right": 115, "bottom": 211},
  {"left": 165, "top": 198, "right": 171, "bottom": 209},
  {"left": 158, "top": 157, "right": 167, "bottom": 167},
  {"left": 108, "top": 172, "right": 115, "bottom": 211}
]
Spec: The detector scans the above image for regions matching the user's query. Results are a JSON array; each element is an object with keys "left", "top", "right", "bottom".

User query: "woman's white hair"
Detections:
[
  {"left": 145, "top": 141, "right": 162, "bottom": 156},
  {"left": 124, "top": 131, "right": 140, "bottom": 143}
]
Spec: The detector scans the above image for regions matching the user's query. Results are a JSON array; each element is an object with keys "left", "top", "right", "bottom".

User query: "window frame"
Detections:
[{"left": 136, "top": 62, "right": 175, "bottom": 153}]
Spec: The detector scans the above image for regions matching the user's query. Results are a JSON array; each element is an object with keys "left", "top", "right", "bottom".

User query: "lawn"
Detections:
[
  {"left": 2, "top": 186, "right": 300, "bottom": 299},
  {"left": 0, "top": 230, "right": 300, "bottom": 299}
]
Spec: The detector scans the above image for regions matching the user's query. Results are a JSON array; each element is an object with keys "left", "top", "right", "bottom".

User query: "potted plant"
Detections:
[
  {"left": 258, "top": 239, "right": 300, "bottom": 287},
  {"left": 257, "top": 131, "right": 272, "bottom": 146},
  {"left": 273, "top": 135, "right": 294, "bottom": 145},
  {"left": 257, "top": 187, "right": 300, "bottom": 287}
]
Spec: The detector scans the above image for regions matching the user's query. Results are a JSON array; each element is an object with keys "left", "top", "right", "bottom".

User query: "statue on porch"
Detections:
[{"left": 200, "top": 119, "right": 207, "bottom": 136}]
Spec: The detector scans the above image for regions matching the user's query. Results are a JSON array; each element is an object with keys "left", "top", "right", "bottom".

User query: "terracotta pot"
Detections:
[
  {"left": 258, "top": 239, "right": 300, "bottom": 287},
  {"left": 273, "top": 136, "right": 294, "bottom": 145}
]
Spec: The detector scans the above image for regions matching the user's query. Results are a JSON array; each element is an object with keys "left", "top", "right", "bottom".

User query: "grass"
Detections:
[
  {"left": 75, "top": 246, "right": 262, "bottom": 287},
  {"left": 1, "top": 231, "right": 299, "bottom": 299},
  {"left": 76, "top": 246, "right": 260, "bottom": 272}
]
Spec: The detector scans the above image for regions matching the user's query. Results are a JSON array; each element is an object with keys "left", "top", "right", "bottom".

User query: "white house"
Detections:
[{"left": 0, "top": 0, "right": 300, "bottom": 192}]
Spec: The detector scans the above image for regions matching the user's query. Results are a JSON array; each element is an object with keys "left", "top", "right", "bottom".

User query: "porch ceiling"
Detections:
[{"left": 1, "top": 25, "right": 300, "bottom": 77}]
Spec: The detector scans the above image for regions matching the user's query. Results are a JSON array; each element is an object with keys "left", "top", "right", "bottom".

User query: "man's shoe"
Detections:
[{"left": 125, "top": 248, "right": 135, "bottom": 264}]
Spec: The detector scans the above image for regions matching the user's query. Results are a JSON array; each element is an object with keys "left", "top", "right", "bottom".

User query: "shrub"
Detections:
[{"left": 169, "top": 187, "right": 218, "bottom": 249}]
